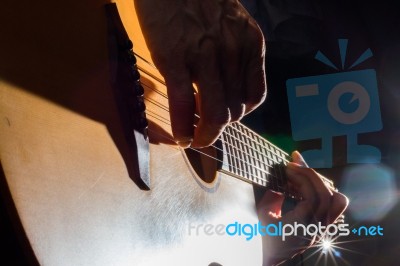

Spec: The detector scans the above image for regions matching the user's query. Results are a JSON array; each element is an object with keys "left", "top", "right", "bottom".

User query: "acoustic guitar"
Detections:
[{"left": 0, "top": 1, "right": 337, "bottom": 265}]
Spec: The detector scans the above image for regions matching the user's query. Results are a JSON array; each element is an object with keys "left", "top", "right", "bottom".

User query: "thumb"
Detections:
[{"left": 291, "top": 151, "right": 309, "bottom": 168}]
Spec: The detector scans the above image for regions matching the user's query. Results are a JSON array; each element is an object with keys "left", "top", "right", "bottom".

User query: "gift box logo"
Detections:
[{"left": 286, "top": 39, "right": 382, "bottom": 168}]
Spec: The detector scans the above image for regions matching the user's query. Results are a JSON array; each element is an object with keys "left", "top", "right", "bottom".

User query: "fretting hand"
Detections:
[{"left": 257, "top": 151, "right": 349, "bottom": 265}]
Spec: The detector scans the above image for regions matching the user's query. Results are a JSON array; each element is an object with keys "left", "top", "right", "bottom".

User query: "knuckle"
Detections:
[
  {"left": 167, "top": 88, "right": 195, "bottom": 107},
  {"left": 333, "top": 192, "right": 350, "bottom": 209},
  {"left": 297, "top": 166, "right": 316, "bottom": 178},
  {"left": 307, "top": 168, "right": 323, "bottom": 181},
  {"left": 229, "top": 104, "right": 245, "bottom": 122},
  {"left": 207, "top": 108, "right": 230, "bottom": 127},
  {"left": 170, "top": 96, "right": 195, "bottom": 108},
  {"left": 319, "top": 193, "right": 333, "bottom": 210},
  {"left": 255, "top": 87, "right": 267, "bottom": 103},
  {"left": 246, "top": 90, "right": 266, "bottom": 111},
  {"left": 247, "top": 21, "right": 265, "bottom": 48},
  {"left": 169, "top": 97, "right": 195, "bottom": 114},
  {"left": 307, "top": 193, "right": 319, "bottom": 210}
]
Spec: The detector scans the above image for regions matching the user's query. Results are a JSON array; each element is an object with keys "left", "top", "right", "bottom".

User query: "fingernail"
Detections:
[
  {"left": 286, "top": 162, "right": 302, "bottom": 169},
  {"left": 293, "top": 150, "right": 309, "bottom": 167},
  {"left": 176, "top": 140, "right": 192, "bottom": 148}
]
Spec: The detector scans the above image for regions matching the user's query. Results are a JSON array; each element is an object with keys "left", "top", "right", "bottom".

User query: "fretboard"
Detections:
[
  {"left": 217, "top": 122, "right": 336, "bottom": 198},
  {"left": 218, "top": 122, "right": 291, "bottom": 195}
]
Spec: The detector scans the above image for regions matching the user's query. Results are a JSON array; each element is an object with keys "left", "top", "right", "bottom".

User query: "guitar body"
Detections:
[{"left": 0, "top": 1, "right": 262, "bottom": 265}]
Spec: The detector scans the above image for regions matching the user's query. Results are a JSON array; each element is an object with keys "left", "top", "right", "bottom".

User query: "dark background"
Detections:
[
  {"left": 1, "top": 0, "right": 400, "bottom": 265},
  {"left": 241, "top": 0, "right": 400, "bottom": 265}
]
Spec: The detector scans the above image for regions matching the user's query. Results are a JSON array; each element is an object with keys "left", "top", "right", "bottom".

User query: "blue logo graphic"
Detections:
[
  {"left": 188, "top": 221, "right": 384, "bottom": 241},
  {"left": 351, "top": 225, "right": 383, "bottom": 236},
  {"left": 286, "top": 39, "right": 382, "bottom": 168}
]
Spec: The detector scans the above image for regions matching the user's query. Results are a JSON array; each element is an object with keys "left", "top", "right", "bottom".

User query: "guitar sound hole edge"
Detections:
[{"left": 183, "top": 143, "right": 222, "bottom": 186}]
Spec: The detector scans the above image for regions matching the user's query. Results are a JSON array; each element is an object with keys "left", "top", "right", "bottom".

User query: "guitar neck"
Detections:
[
  {"left": 217, "top": 122, "right": 336, "bottom": 197},
  {"left": 129, "top": 30, "right": 335, "bottom": 198},
  {"left": 218, "top": 122, "right": 290, "bottom": 193}
]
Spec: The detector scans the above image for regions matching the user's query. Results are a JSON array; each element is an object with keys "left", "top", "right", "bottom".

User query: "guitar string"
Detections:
[
  {"left": 229, "top": 121, "right": 291, "bottom": 190},
  {"left": 144, "top": 102, "right": 287, "bottom": 189},
  {"left": 227, "top": 123, "right": 290, "bottom": 165},
  {"left": 140, "top": 76, "right": 289, "bottom": 164},
  {"left": 143, "top": 99, "right": 273, "bottom": 172},
  {"left": 146, "top": 127, "right": 288, "bottom": 191},
  {"left": 230, "top": 121, "right": 289, "bottom": 158},
  {"left": 140, "top": 101, "right": 280, "bottom": 183},
  {"left": 145, "top": 116, "right": 286, "bottom": 190},
  {"left": 144, "top": 94, "right": 288, "bottom": 180},
  {"left": 134, "top": 53, "right": 334, "bottom": 191},
  {"left": 221, "top": 131, "right": 276, "bottom": 181},
  {"left": 141, "top": 75, "right": 334, "bottom": 190},
  {"left": 145, "top": 110, "right": 288, "bottom": 191},
  {"left": 141, "top": 100, "right": 284, "bottom": 187},
  {"left": 139, "top": 71, "right": 291, "bottom": 166},
  {"left": 142, "top": 82, "right": 289, "bottom": 170},
  {"left": 135, "top": 53, "right": 290, "bottom": 165},
  {"left": 225, "top": 124, "right": 288, "bottom": 192},
  {"left": 228, "top": 121, "right": 288, "bottom": 189},
  {"left": 223, "top": 127, "right": 287, "bottom": 168},
  {"left": 136, "top": 59, "right": 289, "bottom": 191},
  {"left": 143, "top": 100, "right": 287, "bottom": 190},
  {"left": 141, "top": 79, "right": 290, "bottom": 172}
]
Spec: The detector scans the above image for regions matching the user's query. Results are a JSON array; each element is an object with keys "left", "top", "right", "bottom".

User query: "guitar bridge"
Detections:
[{"left": 105, "top": 3, "right": 150, "bottom": 189}]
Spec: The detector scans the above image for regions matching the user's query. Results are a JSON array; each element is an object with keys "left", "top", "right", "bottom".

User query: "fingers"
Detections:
[
  {"left": 191, "top": 38, "right": 230, "bottom": 148},
  {"left": 221, "top": 31, "right": 246, "bottom": 121},
  {"left": 190, "top": 21, "right": 266, "bottom": 147},
  {"left": 285, "top": 163, "right": 319, "bottom": 223},
  {"left": 285, "top": 151, "right": 348, "bottom": 225},
  {"left": 286, "top": 163, "right": 333, "bottom": 224},
  {"left": 257, "top": 190, "right": 285, "bottom": 224},
  {"left": 243, "top": 20, "right": 267, "bottom": 114},
  {"left": 326, "top": 192, "right": 349, "bottom": 224},
  {"left": 291, "top": 150, "right": 309, "bottom": 167},
  {"left": 165, "top": 68, "right": 196, "bottom": 148},
  {"left": 148, "top": 0, "right": 267, "bottom": 148}
]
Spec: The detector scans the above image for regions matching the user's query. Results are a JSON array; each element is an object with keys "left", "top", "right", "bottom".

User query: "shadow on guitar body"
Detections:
[{"left": 0, "top": 0, "right": 175, "bottom": 190}]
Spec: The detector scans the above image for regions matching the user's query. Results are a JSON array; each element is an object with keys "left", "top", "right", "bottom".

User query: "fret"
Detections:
[
  {"left": 260, "top": 141, "right": 275, "bottom": 191},
  {"left": 270, "top": 141, "right": 289, "bottom": 165},
  {"left": 217, "top": 122, "right": 338, "bottom": 200},
  {"left": 220, "top": 124, "right": 269, "bottom": 186},
  {"left": 255, "top": 136, "right": 269, "bottom": 174},
  {"left": 218, "top": 122, "right": 293, "bottom": 192},
  {"left": 267, "top": 143, "right": 276, "bottom": 168},
  {"left": 260, "top": 145, "right": 272, "bottom": 170},
  {"left": 244, "top": 130, "right": 257, "bottom": 180},
  {"left": 230, "top": 124, "right": 252, "bottom": 182},
  {"left": 240, "top": 124, "right": 268, "bottom": 186},
  {"left": 273, "top": 145, "right": 285, "bottom": 192},
  {"left": 261, "top": 139, "right": 280, "bottom": 192},
  {"left": 226, "top": 126, "right": 242, "bottom": 176},
  {"left": 220, "top": 131, "right": 234, "bottom": 173},
  {"left": 267, "top": 144, "right": 282, "bottom": 191},
  {"left": 255, "top": 135, "right": 270, "bottom": 186},
  {"left": 225, "top": 128, "right": 239, "bottom": 175},
  {"left": 242, "top": 127, "right": 259, "bottom": 184},
  {"left": 252, "top": 132, "right": 269, "bottom": 187},
  {"left": 221, "top": 130, "right": 247, "bottom": 181},
  {"left": 240, "top": 125, "right": 270, "bottom": 186},
  {"left": 254, "top": 134, "right": 265, "bottom": 183},
  {"left": 222, "top": 129, "right": 252, "bottom": 180},
  {"left": 229, "top": 125, "right": 244, "bottom": 177},
  {"left": 261, "top": 142, "right": 272, "bottom": 169},
  {"left": 247, "top": 131, "right": 260, "bottom": 182},
  {"left": 233, "top": 126, "right": 246, "bottom": 177}
]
